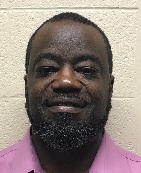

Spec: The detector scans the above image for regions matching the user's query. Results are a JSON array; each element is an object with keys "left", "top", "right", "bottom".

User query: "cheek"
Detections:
[
  {"left": 81, "top": 80, "right": 110, "bottom": 121},
  {"left": 27, "top": 83, "right": 45, "bottom": 110},
  {"left": 86, "top": 80, "right": 109, "bottom": 103},
  {"left": 27, "top": 78, "right": 52, "bottom": 97}
]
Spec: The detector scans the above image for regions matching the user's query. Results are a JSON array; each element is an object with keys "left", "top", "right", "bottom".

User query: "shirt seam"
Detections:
[
  {"left": 0, "top": 148, "right": 17, "bottom": 158},
  {"left": 121, "top": 153, "right": 141, "bottom": 163}
]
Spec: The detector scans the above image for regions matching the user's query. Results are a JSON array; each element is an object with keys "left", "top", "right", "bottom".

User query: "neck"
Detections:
[{"left": 32, "top": 130, "right": 103, "bottom": 173}]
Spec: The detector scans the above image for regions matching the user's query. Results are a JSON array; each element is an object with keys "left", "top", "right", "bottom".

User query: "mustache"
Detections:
[{"left": 38, "top": 92, "right": 91, "bottom": 105}]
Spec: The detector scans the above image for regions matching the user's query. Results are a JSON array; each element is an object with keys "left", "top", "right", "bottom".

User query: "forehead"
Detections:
[{"left": 30, "top": 20, "right": 108, "bottom": 66}]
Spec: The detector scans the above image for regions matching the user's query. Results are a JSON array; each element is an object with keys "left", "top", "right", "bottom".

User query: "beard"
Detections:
[{"left": 25, "top": 92, "right": 112, "bottom": 153}]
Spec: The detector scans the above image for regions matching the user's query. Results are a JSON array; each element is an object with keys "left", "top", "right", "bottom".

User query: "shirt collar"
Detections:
[
  {"left": 12, "top": 128, "right": 127, "bottom": 173},
  {"left": 89, "top": 132, "right": 128, "bottom": 173},
  {"left": 13, "top": 128, "right": 43, "bottom": 173}
]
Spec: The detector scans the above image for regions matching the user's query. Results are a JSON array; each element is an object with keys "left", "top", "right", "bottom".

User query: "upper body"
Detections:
[
  {"left": 2, "top": 12, "right": 140, "bottom": 173},
  {"left": 0, "top": 128, "right": 141, "bottom": 173}
]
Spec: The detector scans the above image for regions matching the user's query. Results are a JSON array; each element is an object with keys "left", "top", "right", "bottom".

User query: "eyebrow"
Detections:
[
  {"left": 33, "top": 52, "right": 61, "bottom": 67},
  {"left": 34, "top": 53, "right": 103, "bottom": 71},
  {"left": 75, "top": 55, "right": 103, "bottom": 71}
]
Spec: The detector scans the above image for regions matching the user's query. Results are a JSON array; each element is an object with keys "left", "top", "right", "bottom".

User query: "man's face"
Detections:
[{"left": 26, "top": 20, "right": 113, "bottom": 152}]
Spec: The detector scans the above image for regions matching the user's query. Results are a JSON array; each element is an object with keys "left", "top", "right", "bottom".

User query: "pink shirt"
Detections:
[{"left": 0, "top": 128, "right": 141, "bottom": 173}]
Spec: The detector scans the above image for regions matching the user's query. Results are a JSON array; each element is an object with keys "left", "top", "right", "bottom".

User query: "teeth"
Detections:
[
  {"left": 45, "top": 100, "right": 86, "bottom": 108},
  {"left": 56, "top": 103, "right": 75, "bottom": 107}
]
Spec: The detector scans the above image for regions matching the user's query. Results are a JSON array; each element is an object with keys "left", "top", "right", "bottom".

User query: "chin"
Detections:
[
  {"left": 27, "top": 96, "right": 111, "bottom": 153},
  {"left": 31, "top": 111, "right": 108, "bottom": 153}
]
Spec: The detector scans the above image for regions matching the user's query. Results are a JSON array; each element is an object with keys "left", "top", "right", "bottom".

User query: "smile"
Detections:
[{"left": 44, "top": 98, "right": 88, "bottom": 113}]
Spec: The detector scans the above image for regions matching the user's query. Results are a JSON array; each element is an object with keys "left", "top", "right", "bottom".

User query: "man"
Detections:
[{"left": 0, "top": 12, "right": 141, "bottom": 173}]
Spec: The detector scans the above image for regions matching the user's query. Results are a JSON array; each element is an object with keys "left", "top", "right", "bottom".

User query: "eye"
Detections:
[
  {"left": 75, "top": 66, "right": 99, "bottom": 78},
  {"left": 35, "top": 66, "right": 59, "bottom": 77}
]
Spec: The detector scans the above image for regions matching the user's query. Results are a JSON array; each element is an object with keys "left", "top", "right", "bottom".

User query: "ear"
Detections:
[
  {"left": 24, "top": 74, "right": 27, "bottom": 82},
  {"left": 24, "top": 74, "right": 28, "bottom": 108},
  {"left": 24, "top": 74, "right": 27, "bottom": 88},
  {"left": 109, "top": 74, "right": 114, "bottom": 97}
]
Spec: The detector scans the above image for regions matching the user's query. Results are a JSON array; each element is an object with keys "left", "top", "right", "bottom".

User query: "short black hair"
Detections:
[{"left": 25, "top": 12, "right": 113, "bottom": 74}]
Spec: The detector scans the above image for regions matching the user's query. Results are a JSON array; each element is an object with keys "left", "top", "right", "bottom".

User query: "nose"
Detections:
[{"left": 51, "top": 65, "right": 82, "bottom": 92}]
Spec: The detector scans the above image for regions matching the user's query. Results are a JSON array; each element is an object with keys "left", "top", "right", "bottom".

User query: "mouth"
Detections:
[{"left": 44, "top": 98, "right": 88, "bottom": 113}]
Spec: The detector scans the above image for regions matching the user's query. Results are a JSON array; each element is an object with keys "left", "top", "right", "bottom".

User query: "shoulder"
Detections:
[
  {"left": 0, "top": 142, "right": 19, "bottom": 161},
  {"left": 0, "top": 129, "right": 35, "bottom": 173},
  {"left": 104, "top": 132, "right": 141, "bottom": 172},
  {"left": 0, "top": 128, "right": 31, "bottom": 162},
  {"left": 0, "top": 142, "right": 20, "bottom": 172},
  {"left": 119, "top": 147, "right": 141, "bottom": 171}
]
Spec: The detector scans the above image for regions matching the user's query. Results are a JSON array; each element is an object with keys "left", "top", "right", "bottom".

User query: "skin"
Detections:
[{"left": 25, "top": 20, "right": 114, "bottom": 173}]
